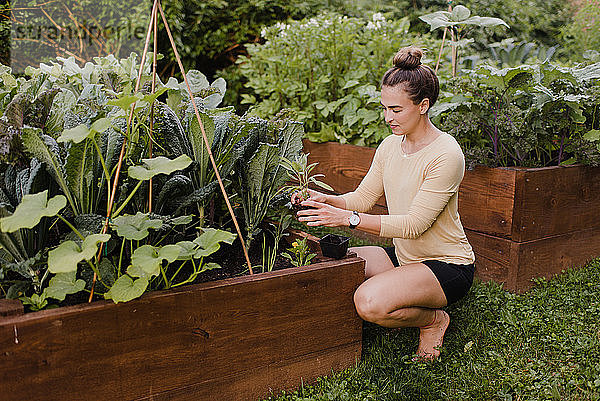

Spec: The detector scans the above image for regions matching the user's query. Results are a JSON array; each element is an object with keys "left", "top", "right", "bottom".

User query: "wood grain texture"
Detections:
[
  {"left": 511, "top": 165, "right": 600, "bottom": 242},
  {"left": 0, "top": 258, "right": 365, "bottom": 401},
  {"left": 137, "top": 342, "right": 361, "bottom": 401},
  {"left": 468, "top": 227, "right": 600, "bottom": 293},
  {"left": 460, "top": 167, "right": 517, "bottom": 238},
  {"left": 513, "top": 227, "right": 600, "bottom": 292},
  {"left": 0, "top": 299, "right": 23, "bottom": 317},
  {"left": 465, "top": 229, "right": 511, "bottom": 285}
]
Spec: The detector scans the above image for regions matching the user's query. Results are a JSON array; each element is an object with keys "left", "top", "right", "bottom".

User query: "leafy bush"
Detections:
[
  {"left": 0, "top": 53, "right": 304, "bottom": 308},
  {"left": 225, "top": 12, "right": 443, "bottom": 146},
  {"left": 418, "top": 0, "right": 575, "bottom": 51},
  {"left": 561, "top": 0, "right": 600, "bottom": 60},
  {"left": 432, "top": 61, "right": 600, "bottom": 168},
  {"left": 158, "top": 0, "right": 346, "bottom": 78}
]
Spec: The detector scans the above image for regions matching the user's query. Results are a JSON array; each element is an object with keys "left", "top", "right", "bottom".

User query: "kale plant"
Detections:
[{"left": 434, "top": 61, "right": 600, "bottom": 168}]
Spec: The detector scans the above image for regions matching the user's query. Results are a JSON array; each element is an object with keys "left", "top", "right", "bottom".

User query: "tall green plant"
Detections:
[
  {"left": 225, "top": 12, "right": 441, "bottom": 146},
  {"left": 234, "top": 117, "right": 303, "bottom": 248},
  {"left": 420, "top": 4, "right": 509, "bottom": 76},
  {"left": 432, "top": 61, "right": 600, "bottom": 167}
]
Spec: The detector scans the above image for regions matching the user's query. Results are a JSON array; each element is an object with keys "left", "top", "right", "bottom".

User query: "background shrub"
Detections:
[
  {"left": 560, "top": 0, "right": 600, "bottom": 60},
  {"left": 157, "top": 0, "right": 346, "bottom": 79},
  {"left": 222, "top": 12, "right": 443, "bottom": 146}
]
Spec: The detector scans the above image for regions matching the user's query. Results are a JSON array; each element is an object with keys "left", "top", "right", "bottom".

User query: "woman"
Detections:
[{"left": 295, "top": 46, "right": 475, "bottom": 360}]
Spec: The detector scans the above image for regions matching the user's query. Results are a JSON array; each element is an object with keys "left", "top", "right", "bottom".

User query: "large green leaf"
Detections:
[
  {"left": 420, "top": 7, "right": 508, "bottom": 30},
  {"left": 107, "top": 93, "right": 143, "bottom": 112},
  {"left": 474, "top": 65, "right": 535, "bottom": 90},
  {"left": 104, "top": 275, "right": 149, "bottom": 303},
  {"left": 273, "top": 122, "right": 304, "bottom": 189},
  {"left": 173, "top": 181, "right": 221, "bottom": 215},
  {"left": 128, "top": 155, "right": 193, "bottom": 181},
  {"left": 248, "top": 143, "right": 278, "bottom": 199},
  {"left": 451, "top": 5, "right": 471, "bottom": 21},
  {"left": 44, "top": 271, "right": 86, "bottom": 301},
  {"left": 111, "top": 212, "right": 162, "bottom": 241},
  {"left": 0, "top": 191, "right": 66, "bottom": 232},
  {"left": 183, "top": 70, "right": 210, "bottom": 94},
  {"left": 21, "top": 127, "right": 77, "bottom": 214},
  {"left": 583, "top": 129, "right": 600, "bottom": 142},
  {"left": 57, "top": 118, "right": 112, "bottom": 144},
  {"left": 193, "top": 228, "right": 236, "bottom": 257},
  {"left": 65, "top": 139, "right": 94, "bottom": 213},
  {"left": 58, "top": 124, "right": 90, "bottom": 144},
  {"left": 173, "top": 241, "right": 197, "bottom": 261},
  {"left": 129, "top": 244, "right": 180, "bottom": 278},
  {"left": 188, "top": 109, "right": 215, "bottom": 179},
  {"left": 572, "top": 62, "right": 600, "bottom": 82},
  {"left": 47, "top": 233, "right": 111, "bottom": 273},
  {"left": 156, "top": 174, "right": 192, "bottom": 211}
]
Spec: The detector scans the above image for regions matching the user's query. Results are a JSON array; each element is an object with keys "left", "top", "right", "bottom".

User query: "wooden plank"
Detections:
[
  {"left": 138, "top": 342, "right": 361, "bottom": 401},
  {"left": 304, "top": 140, "right": 375, "bottom": 195},
  {"left": 0, "top": 258, "right": 364, "bottom": 401},
  {"left": 511, "top": 165, "right": 600, "bottom": 242},
  {"left": 0, "top": 299, "right": 24, "bottom": 317},
  {"left": 465, "top": 229, "right": 511, "bottom": 285},
  {"left": 514, "top": 227, "right": 600, "bottom": 292},
  {"left": 467, "top": 227, "right": 600, "bottom": 293},
  {"left": 459, "top": 166, "right": 516, "bottom": 239}
]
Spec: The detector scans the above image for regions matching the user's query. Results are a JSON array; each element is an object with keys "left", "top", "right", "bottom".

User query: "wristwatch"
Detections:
[{"left": 348, "top": 211, "right": 360, "bottom": 229}]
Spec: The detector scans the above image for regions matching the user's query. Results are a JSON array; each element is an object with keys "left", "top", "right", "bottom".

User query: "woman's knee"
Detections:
[{"left": 353, "top": 284, "right": 389, "bottom": 323}]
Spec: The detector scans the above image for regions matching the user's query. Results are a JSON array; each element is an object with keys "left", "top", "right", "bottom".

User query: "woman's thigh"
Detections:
[
  {"left": 354, "top": 263, "right": 448, "bottom": 313},
  {"left": 349, "top": 246, "right": 395, "bottom": 278}
]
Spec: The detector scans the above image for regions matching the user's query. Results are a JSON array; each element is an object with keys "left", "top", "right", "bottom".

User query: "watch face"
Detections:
[{"left": 349, "top": 213, "right": 360, "bottom": 226}]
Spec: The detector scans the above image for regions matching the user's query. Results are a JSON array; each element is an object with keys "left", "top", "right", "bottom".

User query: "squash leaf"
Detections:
[
  {"left": 0, "top": 190, "right": 67, "bottom": 232},
  {"left": 104, "top": 275, "right": 149, "bottom": 303},
  {"left": 44, "top": 271, "right": 86, "bottom": 301},
  {"left": 193, "top": 228, "right": 236, "bottom": 257},
  {"left": 128, "top": 155, "right": 192, "bottom": 181},
  {"left": 173, "top": 241, "right": 197, "bottom": 261},
  {"left": 111, "top": 212, "right": 163, "bottom": 241},
  {"left": 129, "top": 244, "right": 180, "bottom": 278},
  {"left": 107, "top": 93, "right": 143, "bottom": 111},
  {"left": 47, "top": 233, "right": 111, "bottom": 273}
]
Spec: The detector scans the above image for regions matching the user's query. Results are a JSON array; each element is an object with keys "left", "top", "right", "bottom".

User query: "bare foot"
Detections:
[{"left": 414, "top": 310, "right": 450, "bottom": 361}]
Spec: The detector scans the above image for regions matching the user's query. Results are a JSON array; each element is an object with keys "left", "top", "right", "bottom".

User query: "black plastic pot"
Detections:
[{"left": 319, "top": 234, "right": 350, "bottom": 259}]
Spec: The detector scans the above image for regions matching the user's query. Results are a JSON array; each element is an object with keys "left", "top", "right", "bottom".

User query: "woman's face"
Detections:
[{"left": 380, "top": 85, "right": 427, "bottom": 136}]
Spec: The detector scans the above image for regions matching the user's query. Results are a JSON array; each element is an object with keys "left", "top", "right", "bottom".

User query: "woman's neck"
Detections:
[{"left": 402, "top": 118, "right": 442, "bottom": 154}]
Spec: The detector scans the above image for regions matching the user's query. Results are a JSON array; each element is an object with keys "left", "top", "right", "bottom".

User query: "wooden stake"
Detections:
[
  {"left": 157, "top": 1, "right": 253, "bottom": 275},
  {"left": 89, "top": 0, "right": 159, "bottom": 301}
]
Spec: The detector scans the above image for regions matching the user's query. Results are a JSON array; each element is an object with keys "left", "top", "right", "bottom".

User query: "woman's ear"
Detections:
[{"left": 419, "top": 98, "right": 430, "bottom": 115}]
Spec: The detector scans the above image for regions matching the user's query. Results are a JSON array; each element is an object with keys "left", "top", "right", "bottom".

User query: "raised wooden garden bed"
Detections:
[
  {"left": 0, "top": 234, "right": 365, "bottom": 401},
  {"left": 304, "top": 139, "right": 600, "bottom": 293}
]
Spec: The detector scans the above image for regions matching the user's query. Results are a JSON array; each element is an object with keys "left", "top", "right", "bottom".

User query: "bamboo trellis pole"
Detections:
[{"left": 89, "top": 0, "right": 253, "bottom": 301}]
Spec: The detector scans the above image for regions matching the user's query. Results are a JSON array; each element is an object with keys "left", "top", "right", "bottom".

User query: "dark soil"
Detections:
[{"left": 196, "top": 237, "right": 296, "bottom": 283}]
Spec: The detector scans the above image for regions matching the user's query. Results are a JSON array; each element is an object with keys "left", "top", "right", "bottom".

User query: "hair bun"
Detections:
[{"left": 393, "top": 46, "right": 423, "bottom": 70}]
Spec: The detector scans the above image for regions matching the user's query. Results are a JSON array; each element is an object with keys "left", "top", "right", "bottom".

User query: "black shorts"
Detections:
[{"left": 383, "top": 246, "right": 475, "bottom": 305}]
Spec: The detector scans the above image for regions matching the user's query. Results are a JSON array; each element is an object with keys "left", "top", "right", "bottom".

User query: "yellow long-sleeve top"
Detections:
[{"left": 340, "top": 133, "right": 475, "bottom": 266}]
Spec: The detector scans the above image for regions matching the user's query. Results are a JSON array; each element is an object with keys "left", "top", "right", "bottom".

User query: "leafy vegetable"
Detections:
[{"left": 0, "top": 191, "right": 66, "bottom": 232}]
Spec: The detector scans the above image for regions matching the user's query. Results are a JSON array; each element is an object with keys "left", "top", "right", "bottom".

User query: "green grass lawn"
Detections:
[{"left": 267, "top": 225, "right": 600, "bottom": 401}]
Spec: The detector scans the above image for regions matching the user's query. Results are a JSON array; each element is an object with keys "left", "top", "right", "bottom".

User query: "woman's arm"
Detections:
[
  {"left": 298, "top": 149, "right": 465, "bottom": 239},
  {"left": 297, "top": 200, "right": 382, "bottom": 236}
]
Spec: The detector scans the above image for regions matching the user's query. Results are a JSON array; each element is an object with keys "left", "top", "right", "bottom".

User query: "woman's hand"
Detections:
[
  {"left": 296, "top": 199, "right": 351, "bottom": 227},
  {"left": 291, "top": 188, "right": 329, "bottom": 205}
]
